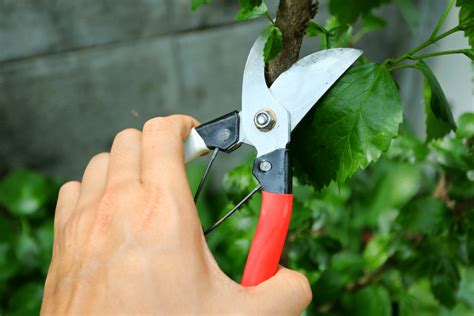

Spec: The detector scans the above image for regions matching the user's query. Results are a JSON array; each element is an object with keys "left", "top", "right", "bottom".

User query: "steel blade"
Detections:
[
  {"left": 270, "top": 48, "right": 363, "bottom": 131},
  {"left": 240, "top": 35, "right": 291, "bottom": 156}
]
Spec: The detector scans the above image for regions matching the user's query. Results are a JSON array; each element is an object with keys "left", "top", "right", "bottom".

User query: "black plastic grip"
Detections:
[
  {"left": 195, "top": 111, "right": 240, "bottom": 153},
  {"left": 253, "top": 148, "right": 291, "bottom": 194}
]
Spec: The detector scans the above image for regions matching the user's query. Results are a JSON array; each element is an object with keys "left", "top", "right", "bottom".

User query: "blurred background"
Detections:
[{"left": 0, "top": 0, "right": 473, "bottom": 315}]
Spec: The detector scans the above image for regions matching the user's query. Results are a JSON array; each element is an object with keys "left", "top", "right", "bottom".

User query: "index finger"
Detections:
[{"left": 141, "top": 115, "right": 199, "bottom": 189}]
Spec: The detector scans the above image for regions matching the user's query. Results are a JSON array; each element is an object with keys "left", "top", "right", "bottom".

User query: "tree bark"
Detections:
[{"left": 266, "top": 0, "right": 318, "bottom": 85}]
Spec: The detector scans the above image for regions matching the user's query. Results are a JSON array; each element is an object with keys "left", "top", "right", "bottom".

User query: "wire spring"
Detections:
[{"left": 193, "top": 148, "right": 262, "bottom": 235}]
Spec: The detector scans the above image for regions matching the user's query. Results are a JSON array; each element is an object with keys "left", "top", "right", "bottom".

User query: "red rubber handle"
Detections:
[{"left": 241, "top": 191, "right": 294, "bottom": 286}]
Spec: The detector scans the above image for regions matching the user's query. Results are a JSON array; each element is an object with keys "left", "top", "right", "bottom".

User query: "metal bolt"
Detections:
[
  {"left": 218, "top": 128, "right": 231, "bottom": 142},
  {"left": 259, "top": 160, "right": 272, "bottom": 172},
  {"left": 254, "top": 109, "right": 276, "bottom": 131}
]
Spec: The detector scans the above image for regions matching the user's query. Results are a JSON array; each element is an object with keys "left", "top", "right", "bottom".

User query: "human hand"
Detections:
[{"left": 41, "top": 115, "right": 312, "bottom": 315}]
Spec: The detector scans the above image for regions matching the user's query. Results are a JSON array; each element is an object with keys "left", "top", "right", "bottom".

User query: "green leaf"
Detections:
[
  {"left": 0, "top": 212, "right": 18, "bottom": 244},
  {"left": 235, "top": 0, "right": 267, "bottom": 21},
  {"left": 0, "top": 243, "right": 18, "bottom": 282},
  {"left": 396, "top": 197, "right": 447, "bottom": 235},
  {"left": 7, "top": 283, "right": 43, "bottom": 316},
  {"left": 0, "top": 170, "right": 51, "bottom": 216},
  {"left": 263, "top": 26, "right": 282, "bottom": 62},
  {"left": 352, "top": 13, "right": 386, "bottom": 44},
  {"left": 239, "top": 0, "right": 263, "bottom": 9},
  {"left": 430, "top": 257, "right": 461, "bottom": 308},
  {"left": 329, "top": 0, "right": 390, "bottom": 25},
  {"left": 424, "top": 81, "right": 454, "bottom": 142},
  {"left": 458, "top": 268, "right": 474, "bottom": 310},
  {"left": 329, "top": 0, "right": 359, "bottom": 25},
  {"left": 342, "top": 285, "right": 391, "bottom": 316},
  {"left": 363, "top": 235, "right": 392, "bottom": 271},
  {"left": 386, "top": 134, "right": 429, "bottom": 163},
  {"left": 431, "top": 133, "right": 474, "bottom": 171},
  {"left": 313, "top": 270, "right": 345, "bottom": 304},
  {"left": 15, "top": 232, "right": 40, "bottom": 270},
  {"left": 361, "top": 13, "right": 386, "bottom": 33},
  {"left": 321, "top": 17, "right": 353, "bottom": 49},
  {"left": 331, "top": 251, "right": 364, "bottom": 283},
  {"left": 457, "top": 112, "right": 474, "bottom": 138},
  {"left": 292, "top": 63, "right": 402, "bottom": 189},
  {"left": 35, "top": 220, "right": 54, "bottom": 275},
  {"left": 416, "top": 60, "right": 456, "bottom": 141},
  {"left": 191, "top": 0, "right": 211, "bottom": 11},
  {"left": 367, "top": 162, "right": 422, "bottom": 227},
  {"left": 457, "top": 0, "right": 474, "bottom": 48},
  {"left": 0, "top": 213, "right": 19, "bottom": 282},
  {"left": 400, "top": 280, "right": 442, "bottom": 316},
  {"left": 305, "top": 21, "right": 327, "bottom": 37}
]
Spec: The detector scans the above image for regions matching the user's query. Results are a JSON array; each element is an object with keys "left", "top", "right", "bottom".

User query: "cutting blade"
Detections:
[{"left": 269, "top": 48, "right": 363, "bottom": 131}]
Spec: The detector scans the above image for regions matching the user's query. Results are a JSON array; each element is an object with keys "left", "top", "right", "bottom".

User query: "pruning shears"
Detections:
[{"left": 183, "top": 35, "right": 362, "bottom": 286}]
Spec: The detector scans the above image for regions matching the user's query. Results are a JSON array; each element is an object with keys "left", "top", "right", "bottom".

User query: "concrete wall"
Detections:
[{"left": 1, "top": 0, "right": 469, "bottom": 181}]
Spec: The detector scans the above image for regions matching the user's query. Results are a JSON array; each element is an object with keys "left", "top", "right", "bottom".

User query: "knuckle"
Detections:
[
  {"left": 143, "top": 117, "right": 172, "bottom": 134},
  {"left": 89, "top": 152, "right": 109, "bottom": 165},
  {"left": 114, "top": 128, "right": 140, "bottom": 142},
  {"left": 59, "top": 181, "right": 80, "bottom": 195}
]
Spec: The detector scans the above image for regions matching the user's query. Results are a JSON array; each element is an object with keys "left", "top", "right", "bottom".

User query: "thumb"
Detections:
[{"left": 251, "top": 266, "right": 312, "bottom": 315}]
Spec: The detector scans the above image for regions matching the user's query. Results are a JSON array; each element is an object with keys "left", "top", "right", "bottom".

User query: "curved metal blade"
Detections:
[
  {"left": 270, "top": 48, "right": 363, "bottom": 131},
  {"left": 240, "top": 35, "right": 291, "bottom": 156}
]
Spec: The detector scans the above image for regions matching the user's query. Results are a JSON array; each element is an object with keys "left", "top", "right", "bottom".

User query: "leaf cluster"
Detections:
[
  {"left": 214, "top": 113, "right": 474, "bottom": 315},
  {"left": 0, "top": 171, "right": 61, "bottom": 315}
]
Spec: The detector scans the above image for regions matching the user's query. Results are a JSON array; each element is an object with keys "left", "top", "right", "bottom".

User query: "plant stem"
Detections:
[
  {"left": 266, "top": 0, "right": 318, "bottom": 84},
  {"left": 407, "top": 49, "right": 468, "bottom": 60},
  {"left": 431, "top": 0, "right": 455, "bottom": 38},
  {"left": 388, "top": 64, "right": 417, "bottom": 72},
  {"left": 264, "top": 11, "right": 275, "bottom": 26},
  {"left": 391, "top": 25, "right": 461, "bottom": 64}
]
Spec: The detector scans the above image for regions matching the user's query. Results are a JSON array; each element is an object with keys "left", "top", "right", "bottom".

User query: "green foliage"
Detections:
[
  {"left": 0, "top": 170, "right": 60, "bottom": 315},
  {"left": 320, "top": 17, "right": 353, "bottom": 49},
  {"left": 191, "top": 0, "right": 211, "bottom": 11},
  {"left": 360, "top": 13, "right": 386, "bottom": 33},
  {"left": 0, "top": 170, "right": 55, "bottom": 217},
  {"left": 292, "top": 63, "right": 402, "bottom": 189},
  {"left": 458, "top": 112, "right": 474, "bottom": 138},
  {"left": 214, "top": 114, "right": 474, "bottom": 314},
  {"left": 464, "top": 48, "right": 474, "bottom": 60},
  {"left": 416, "top": 60, "right": 456, "bottom": 141},
  {"left": 262, "top": 25, "right": 283, "bottom": 62},
  {"left": 342, "top": 285, "right": 392, "bottom": 316},
  {"left": 457, "top": 0, "right": 474, "bottom": 47},
  {"left": 235, "top": 0, "right": 268, "bottom": 21},
  {"left": 329, "top": 0, "right": 390, "bottom": 25},
  {"left": 430, "top": 257, "right": 461, "bottom": 308}
]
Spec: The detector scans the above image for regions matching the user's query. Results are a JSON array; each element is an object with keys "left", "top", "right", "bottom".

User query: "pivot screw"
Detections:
[
  {"left": 254, "top": 109, "right": 276, "bottom": 131},
  {"left": 218, "top": 128, "right": 231, "bottom": 142},
  {"left": 259, "top": 160, "right": 272, "bottom": 172}
]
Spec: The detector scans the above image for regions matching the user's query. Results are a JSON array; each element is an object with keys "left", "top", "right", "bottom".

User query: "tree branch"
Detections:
[
  {"left": 345, "top": 258, "right": 392, "bottom": 292},
  {"left": 266, "top": 0, "right": 318, "bottom": 84}
]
